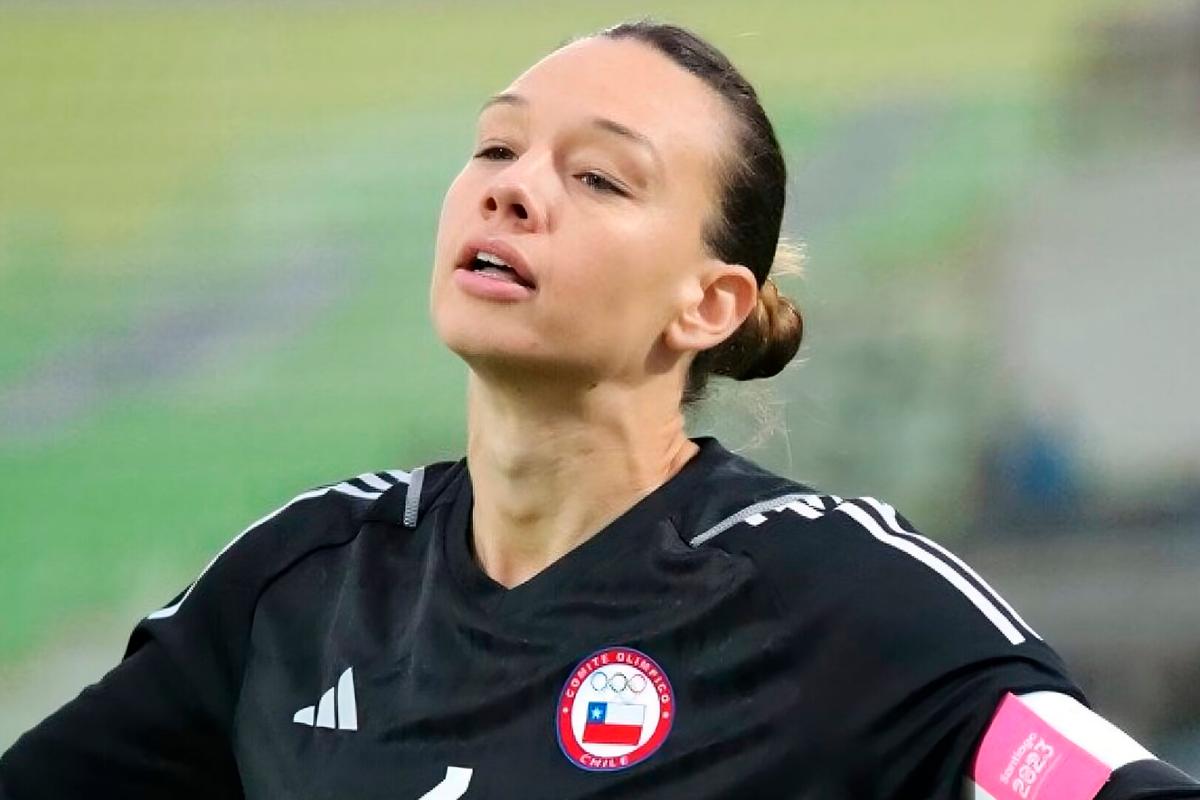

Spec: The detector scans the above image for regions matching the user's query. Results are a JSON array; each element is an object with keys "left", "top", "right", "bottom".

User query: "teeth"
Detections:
[{"left": 476, "top": 251, "right": 510, "bottom": 268}]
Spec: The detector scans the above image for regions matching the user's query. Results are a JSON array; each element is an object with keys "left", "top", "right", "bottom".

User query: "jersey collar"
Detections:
[
  {"left": 441, "top": 436, "right": 730, "bottom": 617},
  {"left": 362, "top": 459, "right": 465, "bottom": 527}
]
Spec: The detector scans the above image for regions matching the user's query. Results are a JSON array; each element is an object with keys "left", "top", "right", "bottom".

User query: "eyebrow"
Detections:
[
  {"left": 479, "top": 92, "right": 663, "bottom": 173},
  {"left": 479, "top": 91, "right": 528, "bottom": 114}
]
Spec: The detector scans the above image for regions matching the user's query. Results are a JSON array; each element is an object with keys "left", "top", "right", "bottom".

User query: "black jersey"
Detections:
[{"left": 2, "top": 436, "right": 1196, "bottom": 799}]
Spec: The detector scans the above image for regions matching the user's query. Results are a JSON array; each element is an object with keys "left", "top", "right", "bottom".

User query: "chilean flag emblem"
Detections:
[
  {"left": 556, "top": 646, "right": 675, "bottom": 772},
  {"left": 582, "top": 701, "right": 645, "bottom": 745}
]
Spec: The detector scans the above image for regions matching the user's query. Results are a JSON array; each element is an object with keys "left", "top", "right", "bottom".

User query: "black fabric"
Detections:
[
  {"left": 0, "top": 436, "right": 1176, "bottom": 799},
  {"left": 1098, "top": 760, "right": 1200, "bottom": 799}
]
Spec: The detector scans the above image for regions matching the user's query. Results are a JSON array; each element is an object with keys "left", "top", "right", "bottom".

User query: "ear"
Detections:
[{"left": 663, "top": 260, "right": 758, "bottom": 354}]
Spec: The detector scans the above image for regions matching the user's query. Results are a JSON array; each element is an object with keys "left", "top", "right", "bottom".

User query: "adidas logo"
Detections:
[{"left": 293, "top": 667, "right": 357, "bottom": 730}]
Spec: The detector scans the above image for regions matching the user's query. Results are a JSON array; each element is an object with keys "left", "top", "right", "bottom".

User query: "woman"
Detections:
[{"left": 1, "top": 19, "right": 1196, "bottom": 800}]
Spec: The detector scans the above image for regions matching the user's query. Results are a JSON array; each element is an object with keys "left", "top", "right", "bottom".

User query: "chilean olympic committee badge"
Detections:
[{"left": 556, "top": 646, "right": 675, "bottom": 771}]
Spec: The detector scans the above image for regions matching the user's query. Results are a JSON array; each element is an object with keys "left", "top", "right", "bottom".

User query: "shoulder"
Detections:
[
  {"left": 690, "top": 485, "right": 1065, "bottom": 671},
  {"left": 142, "top": 461, "right": 461, "bottom": 623},
  {"left": 686, "top": 484, "right": 1085, "bottom": 787},
  {"left": 695, "top": 490, "right": 1042, "bottom": 652}
]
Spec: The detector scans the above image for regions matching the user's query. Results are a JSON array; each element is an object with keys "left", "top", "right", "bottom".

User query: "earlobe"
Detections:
[{"left": 663, "top": 263, "right": 758, "bottom": 354}]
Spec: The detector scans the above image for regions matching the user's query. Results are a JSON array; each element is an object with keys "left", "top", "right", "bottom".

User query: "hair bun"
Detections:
[
  {"left": 699, "top": 240, "right": 804, "bottom": 384},
  {"left": 729, "top": 276, "right": 803, "bottom": 381}
]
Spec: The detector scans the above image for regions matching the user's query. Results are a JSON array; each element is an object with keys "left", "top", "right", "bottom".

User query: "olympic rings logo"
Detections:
[{"left": 588, "top": 670, "right": 648, "bottom": 695}]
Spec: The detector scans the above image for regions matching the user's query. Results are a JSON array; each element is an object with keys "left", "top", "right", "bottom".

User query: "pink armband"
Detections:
[{"left": 969, "top": 692, "right": 1154, "bottom": 800}]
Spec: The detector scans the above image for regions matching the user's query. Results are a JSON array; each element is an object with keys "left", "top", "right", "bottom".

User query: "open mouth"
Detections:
[{"left": 464, "top": 251, "right": 535, "bottom": 289}]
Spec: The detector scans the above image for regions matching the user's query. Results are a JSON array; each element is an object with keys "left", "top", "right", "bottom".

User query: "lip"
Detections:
[
  {"left": 455, "top": 237, "right": 537, "bottom": 290},
  {"left": 453, "top": 267, "right": 536, "bottom": 302}
]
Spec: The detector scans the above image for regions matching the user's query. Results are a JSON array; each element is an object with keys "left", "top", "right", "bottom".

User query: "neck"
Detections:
[{"left": 465, "top": 370, "right": 699, "bottom": 589}]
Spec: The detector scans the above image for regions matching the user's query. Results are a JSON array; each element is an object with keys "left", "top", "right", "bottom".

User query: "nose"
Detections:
[{"left": 481, "top": 157, "right": 549, "bottom": 232}]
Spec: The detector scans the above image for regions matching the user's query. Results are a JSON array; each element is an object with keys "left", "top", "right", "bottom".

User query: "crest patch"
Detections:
[{"left": 556, "top": 647, "right": 675, "bottom": 772}]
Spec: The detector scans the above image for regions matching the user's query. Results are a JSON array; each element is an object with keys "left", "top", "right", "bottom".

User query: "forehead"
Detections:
[{"left": 497, "top": 37, "right": 732, "bottom": 186}]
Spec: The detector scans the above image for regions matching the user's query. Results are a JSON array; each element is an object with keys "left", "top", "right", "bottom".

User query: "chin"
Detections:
[
  {"left": 440, "top": 328, "right": 604, "bottom": 389},
  {"left": 434, "top": 311, "right": 538, "bottom": 364},
  {"left": 432, "top": 299, "right": 610, "bottom": 383}
]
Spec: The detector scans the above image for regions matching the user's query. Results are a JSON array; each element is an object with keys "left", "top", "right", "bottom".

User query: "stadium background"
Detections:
[{"left": 2, "top": 0, "right": 1198, "bottom": 771}]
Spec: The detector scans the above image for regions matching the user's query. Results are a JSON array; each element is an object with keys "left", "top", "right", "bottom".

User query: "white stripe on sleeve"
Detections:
[
  {"left": 836, "top": 501, "right": 1026, "bottom": 645},
  {"left": 146, "top": 482, "right": 380, "bottom": 621},
  {"left": 858, "top": 496, "right": 1042, "bottom": 641},
  {"left": 357, "top": 472, "right": 395, "bottom": 492}
]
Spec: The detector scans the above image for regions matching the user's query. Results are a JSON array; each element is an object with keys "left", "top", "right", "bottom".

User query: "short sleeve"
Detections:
[
  {"left": 723, "top": 493, "right": 1087, "bottom": 800},
  {"left": 829, "top": 498, "right": 1085, "bottom": 799},
  {"left": 0, "top": 483, "right": 357, "bottom": 799}
]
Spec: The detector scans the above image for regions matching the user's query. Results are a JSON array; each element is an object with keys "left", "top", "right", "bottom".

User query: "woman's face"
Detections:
[{"left": 431, "top": 36, "right": 743, "bottom": 388}]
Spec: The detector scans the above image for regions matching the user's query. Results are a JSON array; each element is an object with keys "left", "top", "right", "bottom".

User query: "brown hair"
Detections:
[{"left": 596, "top": 19, "right": 805, "bottom": 406}]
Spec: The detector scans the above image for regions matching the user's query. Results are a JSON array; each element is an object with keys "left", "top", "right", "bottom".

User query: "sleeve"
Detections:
[
  {"left": 967, "top": 691, "right": 1200, "bottom": 800},
  {"left": 764, "top": 495, "right": 1088, "bottom": 800},
  {"left": 1098, "top": 762, "right": 1200, "bottom": 799},
  {"left": 0, "top": 486, "right": 341, "bottom": 800}
]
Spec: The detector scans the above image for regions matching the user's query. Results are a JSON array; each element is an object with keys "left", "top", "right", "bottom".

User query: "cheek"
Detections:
[
  {"left": 602, "top": 216, "right": 686, "bottom": 308},
  {"left": 554, "top": 223, "right": 679, "bottom": 338},
  {"left": 430, "top": 170, "right": 477, "bottom": 311},
  {"left": 434, "top": 171, "right": 472, "bottom": 263}
]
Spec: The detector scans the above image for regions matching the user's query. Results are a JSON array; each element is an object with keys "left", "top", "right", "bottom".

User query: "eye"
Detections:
[
  {"left": 578, "top": 171, "right": 628, "bottom": 197},
  {"left": 474, "top": 145, "right": 515, "bottom": 161}
]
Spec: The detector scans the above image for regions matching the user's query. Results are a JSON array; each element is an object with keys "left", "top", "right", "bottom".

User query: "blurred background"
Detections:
[{"left": 1, "top": 0, "right": 1197, "bottom": 770}]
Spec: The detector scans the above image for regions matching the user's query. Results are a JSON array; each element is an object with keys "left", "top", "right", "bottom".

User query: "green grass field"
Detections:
[{"left": 0, "top": 0, "right": 1136, "bottom": 675}]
